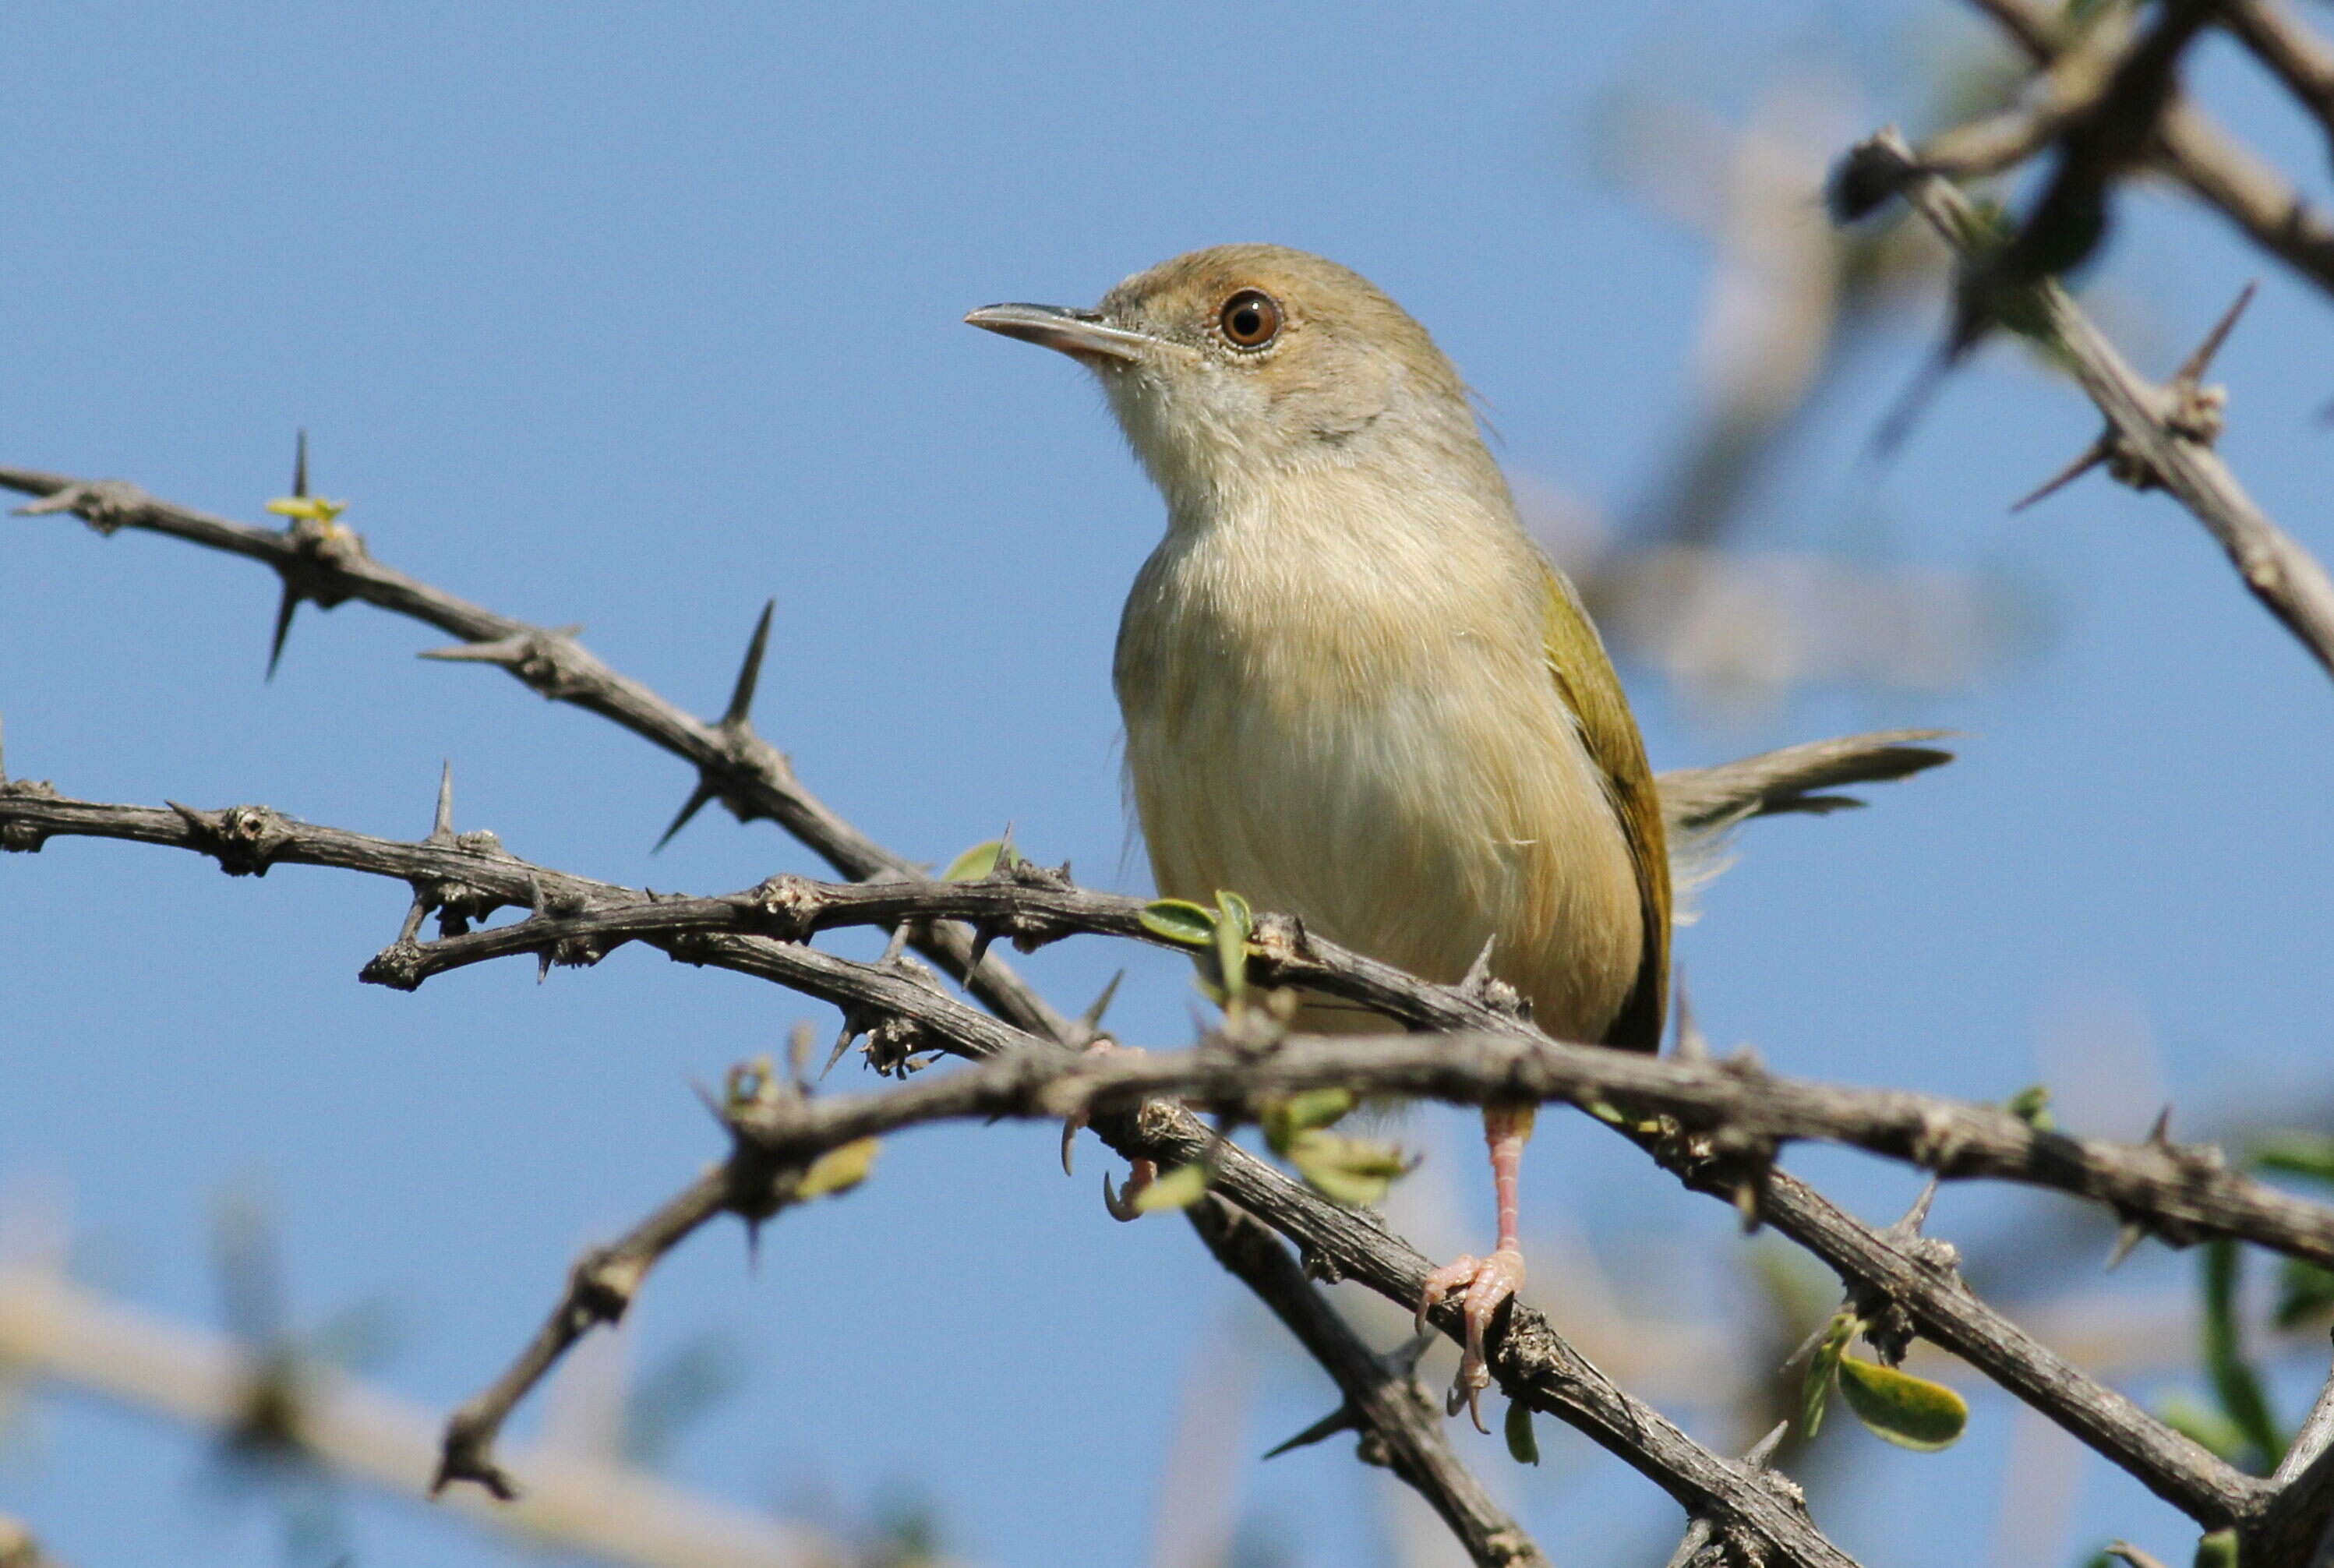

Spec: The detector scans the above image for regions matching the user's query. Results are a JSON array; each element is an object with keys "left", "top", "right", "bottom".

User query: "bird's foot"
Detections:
[
  {"left": 1102, "top": 1157, "right": 1159, "bottom": 1221},
  {"left": 1416, "top": 1246, "right": 1525, "bottom": 1432}
]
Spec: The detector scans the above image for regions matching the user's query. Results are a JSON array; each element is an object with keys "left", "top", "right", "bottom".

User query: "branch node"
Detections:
[
  {"left": 12, "top": 477, "right": 148, "bottom": 535},
  {"left": 166, "top": 801, "right": 293, "bottom": 876}
]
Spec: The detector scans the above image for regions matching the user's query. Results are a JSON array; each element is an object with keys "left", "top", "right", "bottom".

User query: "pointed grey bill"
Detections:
[{"left": 963, "top": 302, "right": 1155, "bottom": 362}]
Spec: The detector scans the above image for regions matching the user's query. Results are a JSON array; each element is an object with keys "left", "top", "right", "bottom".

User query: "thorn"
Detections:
[
  {"left": 654, "top": 780, "right": 717, "bottom": 853},
  {"left": 429, "top": 761, "right": 455, "bottom": 844},
  {"left": 722, "top": 600, "right": 774, "bottom": 732},
  {"left": 1741, "top": 1419, "right": 1790, "bottom": 1470},
  {"left": 1672, "top": 975, "right": 1708, "bottom": 1061},
  {"left": 291, "top": 429, "right": 309, "bottom": 498},
  {"left": 418, "top": 633, "right": 531, "bottom": 665},
  {"left": 2010, "top": 433, "right": 2114, "bottom": 513},
  {"left": 1663, "top": 1517, "right": 1718, "bottom": 1568},
  {"left": 2146, "top": 1104, "right": 2174, "bottom": 1146},
  {"left": 966, "top": 923, "right": 998, "bottom": 977},
  {"left": 1079, "top": 970, "right": 1125, "bottom": 1033},
  {"left": 743, "top": 1217, "right": 764, "bottom": 1272},
  {"left": 1887, "top": 1176, "right": 1941, "bottom": 1240},
  {"left": 2173, "top": 281, "right": 2256, "bottom": 387},
  {"left": 990, "top": 821, "right": 1019, "bottom": 876},
  {"left": 822, "top": 1022, "right": 856, "bottom": 1079},
  {"left": 1383, "top": 1326, "right": 1437, "bottom": 1379},
  {"left": 1459, "top": 934, "right": 1498, "bottom": 994},
  {"left": 265, "top": 579, "right": 301, "bottom": 680},
  {"left": 877, "top": 922, "right": 913, "bottom": 967},
  {"left": 1262, "top": 1403, "right": 1360, "bottom": 1459},
  {"left": 2106, "top": 1218, "right": 2148, "bottom": 1270},
  {"left": 537, "top": 948, "right": 553, "bottom": 984}
]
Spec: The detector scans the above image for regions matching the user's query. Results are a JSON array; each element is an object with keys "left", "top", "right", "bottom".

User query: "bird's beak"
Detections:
[{"left": 963, "top": 302, "right": 1156, "bottom": 363}]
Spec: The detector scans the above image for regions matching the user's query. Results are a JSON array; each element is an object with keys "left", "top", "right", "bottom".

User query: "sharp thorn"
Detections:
[
  {"left": 878, "top": 922, "right": 913, "bottom": 967},
  {"left": 2106, "top": 1218, "right": 2147, "bottom": 1270},
  {"left": 1079, "top": 969, "right": 1125, "bottom": 1032},
  {"left": 822, "top": 1024, "right": 856, "bottom": 1079},
  {"left": 1262, "top": 1403, "right": 1360, "bottom": 1459},
  {"left": 966, "top": 923, "right": 997, "bottom": 977},
  {"left": 2010, "top": 435, "right": 2113, "bottom": 513},
  {"left": 292, "top": 429, "right": 309, "bottom": 498},
  {"left": 2146, "top": 1104, "right": 2174, "bottom": 1146},
  {"left": 1663, "top": 1518, "right": 1718, "bottom": 1568},
  {"left": 994, "top": 821, "right": 1018, "bottom": 874},
  {"left": 430, "top": 761, "right": 455, "bottom": 843},
  {"left": 722, "top": 599, "right": 775, "bottom": 732},
  {"left": 1741, "top": 1419, "right": 1790, "bottom": 1471},
  {"left": 265, "top": 581, "right": 301, "bottom": 681},
  {"left": 744, "top": 1217, "right": 763, "bottom": 1272},
  {"left": 536, "top": 948, "right": 553, "bottom": 984},
  {"left": 1384, "top": 1326, "right": 1437, "bottom": 1378},
  {"left": 2175, "top": 281, "right": 2258, "bottom": 387},
  {"left": 1891, "top": 1175, "right": 1941, "bottom": 1238},
  {"left": 654, "top": 781, "right": 718, "bottom": 853},
  {"left": 1459, "top": 934, "right": 1498, "bottom": 994}
]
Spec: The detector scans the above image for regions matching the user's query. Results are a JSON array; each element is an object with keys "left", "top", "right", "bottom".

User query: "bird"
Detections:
[{"left": 966, "top": 245, "right": 1669, "bottom": 1428}]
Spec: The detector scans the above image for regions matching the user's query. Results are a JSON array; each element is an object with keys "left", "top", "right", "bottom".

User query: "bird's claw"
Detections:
[
  {"left": 1416, "top": 1246, "right": 1525, "bottom": 1432},
  {"left": 1102, "top": 1158, "right": 1157, "bottom": 1221},
  {"left": 1062, "top": 1037, "right": 1144, "bottom": 1176}
]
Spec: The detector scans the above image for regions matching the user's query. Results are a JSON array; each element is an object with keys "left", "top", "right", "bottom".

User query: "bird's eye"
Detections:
[{"left": 1218, "top": 288, "right": 1282, "bottom": 348}]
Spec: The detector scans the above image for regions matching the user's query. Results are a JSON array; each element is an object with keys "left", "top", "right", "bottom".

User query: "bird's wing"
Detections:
[{"left": 1542, "top": 565, "right": 1670, "bottom": 1052}]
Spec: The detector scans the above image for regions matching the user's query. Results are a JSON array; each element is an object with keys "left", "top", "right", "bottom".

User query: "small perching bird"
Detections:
[{"left": 968, "top": 245, "right": 1671, "bottom": 1427}]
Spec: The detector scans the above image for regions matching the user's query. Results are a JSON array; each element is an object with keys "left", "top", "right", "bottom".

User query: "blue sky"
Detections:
[{"left": 6, "top": 3, "right": 2334, "bottom": 1566}]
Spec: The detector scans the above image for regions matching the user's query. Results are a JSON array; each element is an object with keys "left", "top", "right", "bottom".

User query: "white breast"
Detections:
[{"left": 1113, "top": 464, "right": 1643, "bottom": 1040}]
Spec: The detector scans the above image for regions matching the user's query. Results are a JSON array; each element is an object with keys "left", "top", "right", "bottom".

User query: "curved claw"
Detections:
[
  {"left": 1101, "top": 1158, "right": 1157, "bottom": 1222},
  {"left": 1417, "top": 1247, "right": 1526, "bottom": 1434}
]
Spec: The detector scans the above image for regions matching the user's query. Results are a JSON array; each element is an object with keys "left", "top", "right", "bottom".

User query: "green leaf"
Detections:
[
  {"left": 1834, "top": 1355, "right": 1968, "bottom": 1451},
  {"left": 797, "top": 1138, "right": 879, "bottom": 1199},
  {"left": 1799, "top": 1309, "right": 1858, "bottom": 1441},
  {"left": 1132, "top": 1162, "right": 1213, "bottom": 1213},
  {"left": 2276, "top": 1257, "right": 2334, "bottom": 1329},
  {"left": 1261, "top": 1089, "right": 1356, "bottom": 1156},
  {"left": 2004, "top": 1084, "right": 2056, "bottom": 1132},
  {"left": 1286, "top": 1131, "right": 1411, "bottom": 1207},
  {"left": 2201, "top": 1238, "right": 2285, "bottom": 1467},
  {"left": 1139, "top": 899, "right": 1217, "bottom": 948},
  {"left": 2254, "top": 1133, "right": 2334, "bottom": 1185},
  {"left": 2193, "top": 1528, "right": 2238, "bottom": 1568},
  {"left": 941, "top": 839, "right": 1005, "bottom": 881},
  {"left": 1213, "top": 889, "right": 1254, "bottom": 1002},
  {"left": 1503, "top": 1397, "right": 1539, "bottom": 1465},
  {"left": 2159, "top": 1394, "right": 2252, "bottom": 1463}
]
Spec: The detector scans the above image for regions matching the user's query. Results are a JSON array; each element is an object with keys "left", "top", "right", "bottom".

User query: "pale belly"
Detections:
[{"left": 1118, "top": 626, "right": 1644, "bottom": 1043}]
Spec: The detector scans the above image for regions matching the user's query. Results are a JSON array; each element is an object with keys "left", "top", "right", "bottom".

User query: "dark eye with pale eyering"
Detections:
[{"left": 1217, "top": 288, "right": 1282, "bottom": 348}]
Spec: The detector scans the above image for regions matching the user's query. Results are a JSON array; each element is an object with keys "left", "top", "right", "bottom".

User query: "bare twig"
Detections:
[
  {"left": 1963, "top": 0, "right": 2334, "bottom": 298},
  {"left": 0, "top": 1264, "right": 845, "bottom": 1568},
  {"left": 1185, "top": 1197, "right": 1550, "bottom": 1568},
  {"left": 1841, "top": 130, "right": 2334, "bottom": 687},
  {"left": 2220, "top": 0, "right": 2334, "bottom": 157}
]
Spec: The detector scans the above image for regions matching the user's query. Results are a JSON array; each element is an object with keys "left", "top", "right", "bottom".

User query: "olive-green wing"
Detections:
[{"left": 1543, "top": 566, "right": 1670, "bottom": 1051}]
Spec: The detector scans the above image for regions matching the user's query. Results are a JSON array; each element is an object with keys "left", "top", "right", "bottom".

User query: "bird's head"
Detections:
[{"left": 966, "top": 245, "right": 1490, "bottom": 517}]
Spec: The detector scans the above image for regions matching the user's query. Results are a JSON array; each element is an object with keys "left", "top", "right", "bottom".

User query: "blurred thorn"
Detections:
[
  {"left": 822, "top": 1023, "right": 856, "bottom": 1079},
  {"left": 2106, "top": 1219, "right": 2149, "bottom": 1271},
  {"left": 1080, "top": 970, "right": 1125, "bottom": 1035},
  {"left": 722, "top": 600, "right": 775, "bottom": 733},
  {"left": 1672, "top": 976, "right": 1709, "bottom": 1061},
  {"left": 1742, "top": 1418, "right": 1789, "bottom": 1470},
  {"left": 653, "top": 780, "right": 717, "bottom": 853},
  {"left": 1262, "top": 1402, "right": 1359, "bottom": 1459},
  {"left": 264, "top": 581, "right": 302, "bottom": 683},
  {"left": 2011, "top": 433, "right": 2115, "bottom": 513},
  {"left": 429, "top": 761, "right": 455, "bottom": 845},
  {"left": 2173, "top": 281, "right": 2256, "bottom": 388},
  {"left": 291, "top": 429, "right": 309, "bottom": 500},
  {"left": 1886, "top": 1177, "right": 1943, "bottom": 1241}
]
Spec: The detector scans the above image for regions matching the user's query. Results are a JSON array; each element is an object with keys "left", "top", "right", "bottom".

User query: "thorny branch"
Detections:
[
  {"left": 1184, "top": 1197, "right": 1551, "bottom": 1568},
  {"left": 1838, "top": 129, "right": 2334, "bottom": 687},
  {"left": 0, "top": 774, "right": 2279, "bottom": 1538},
  {"left": 5, "top": 786, "right": 2329, "bottom": 1276}
]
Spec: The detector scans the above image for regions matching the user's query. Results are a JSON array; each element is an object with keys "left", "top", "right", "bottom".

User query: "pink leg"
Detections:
[{"left": 1417, "top": 1104, "right": 1535, "bottom": 1431}]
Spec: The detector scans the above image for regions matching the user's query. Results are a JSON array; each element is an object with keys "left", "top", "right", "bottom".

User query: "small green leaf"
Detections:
[
  {"left": 265, "top": 494, "right": 349, "bottom": 525},
  {"left": 1503, "top": 1397, "right": 1539, "bottom": 1465},
  {"left": 1213, "top": 889, "right": 1254, "bottom": 1002},
  {"left": 2193, "top": 1527, "right": 2238, "bottom": 1568},
  {"left": 797, "top": 1138, "right": 879, "bottom": 1199},
  {"left": 2004, "top": 1084, "right": 2056, "bottom": 1131},
  {"left": 1132, "top": 1162, "right": 1213, "bottom": 1213},
  {"left": 941, "top": 839, "right": 1005, "bottom": 881},
  {"left": 1799, "top": 1309, "right": 1858, "bottom": 1441},
  {"left": 1140, "top": 899, "right": 1217, "bottom": 948},
  {"left": 1835, "top": 1356, "right": 1968, "bottom": 1451},
  {"left": 2254, "top": 1133, "right": 2334, "bottom": 1186},
  {"left": 1286, "top": 1132, "right": 1411, "bottom": 1207},
  {"left": 2159, "top": 1394, "right": 2252, "bottom": 1463},
  {"left": 1262, "top": 1089, "right": 1356, "bottom": 1156}
]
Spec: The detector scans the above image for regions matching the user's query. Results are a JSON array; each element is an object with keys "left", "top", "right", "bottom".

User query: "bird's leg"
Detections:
[{"left": 1417, "top": 1102, "right": 1534, "bottom": 1431}]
